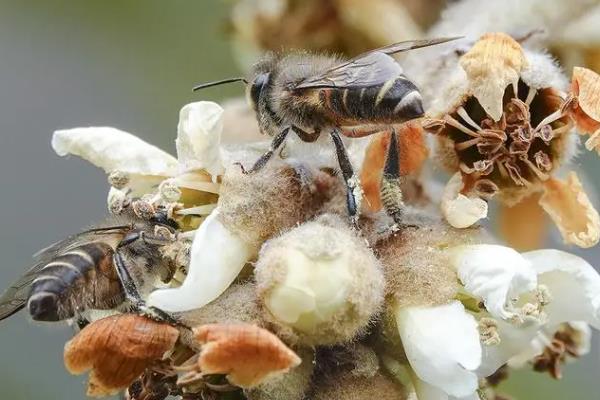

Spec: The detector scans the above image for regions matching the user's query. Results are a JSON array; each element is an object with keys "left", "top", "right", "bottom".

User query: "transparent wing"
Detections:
[
  {"left": 294, "top": 37, "right": 461, "bottom": 89},
  {"left": 0, "top": 262, "right": 47, "bottom": 321}
]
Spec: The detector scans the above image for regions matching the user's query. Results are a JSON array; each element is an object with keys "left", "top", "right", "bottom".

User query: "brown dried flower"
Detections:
[
  {"left": 64, "top": 314, "right": 180, "bottom": 397},
  {"left": 570, "top": 66, "right": 600, "bottom": 153},
  {"left": 532, "top": 323, "right": 589, "bottom": 380},
  {"left": 426, "top": 32, "right": 600, "bottom": 248},
  {"left": 191, "top": 323, "right": 301, "bottom": 388}
]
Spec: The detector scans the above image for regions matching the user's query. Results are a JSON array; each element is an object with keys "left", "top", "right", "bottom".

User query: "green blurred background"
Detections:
[{"left": 0, "top": 1, "right": 597, "bottom": 399}]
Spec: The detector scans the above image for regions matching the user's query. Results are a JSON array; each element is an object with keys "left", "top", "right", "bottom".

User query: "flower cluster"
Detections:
[
  {"left": 7, "top": 2, "right": 600, "bottom": 400},
  {"left": 44, "top": 75, "right": 600, "bottom": 399}
]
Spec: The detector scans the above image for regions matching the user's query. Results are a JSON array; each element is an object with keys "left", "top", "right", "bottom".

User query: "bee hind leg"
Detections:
[
  {"left": 237, "top": 126, "right": 290, "bottom": 174},
  {"left": 380, "top": 128, "right": 413, "bottom": 232},
  {"left": 330, "top": 129, "right": 361, "bottom": 229}
]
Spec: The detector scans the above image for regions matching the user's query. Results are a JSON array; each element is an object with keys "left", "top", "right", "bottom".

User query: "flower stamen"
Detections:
[
  {"left": 457, "top": 106, "right": 483, "bottom": 130},
  {"left": 478, "top": 318, "right": 501, "bottom": 346}
]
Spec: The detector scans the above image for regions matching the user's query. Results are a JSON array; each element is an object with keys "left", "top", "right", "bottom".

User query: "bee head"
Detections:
[{"left": 246, "top": 72, "right": 270, "bottom": 112}]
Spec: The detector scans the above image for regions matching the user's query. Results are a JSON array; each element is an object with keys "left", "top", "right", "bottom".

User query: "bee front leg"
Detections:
[
  {"left": 113, "top": 248, "right": 178, "bottom": 325},
  {"left": 238, "top": 126, "right": 290, "bottom": 174},
  {"left": 330, "top": 128, "right": 361, "bottom": 229}
]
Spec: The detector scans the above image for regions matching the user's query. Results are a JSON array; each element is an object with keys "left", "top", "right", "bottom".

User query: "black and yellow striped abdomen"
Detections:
[
  {"left": 27, "top": 242, "right": 125, "bottom": 321},
  {"left": 319, "top": 76, "right": 424, "bottom": 124}
]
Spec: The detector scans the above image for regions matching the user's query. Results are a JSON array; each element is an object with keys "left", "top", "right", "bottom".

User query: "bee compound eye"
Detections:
[{"left": 250, "top": 73, "right": 270, "bottom": 105}]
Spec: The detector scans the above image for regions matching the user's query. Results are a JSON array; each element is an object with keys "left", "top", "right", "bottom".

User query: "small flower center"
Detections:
[{"left": 434, "top": 81, "right": 572, "bottom": 199}]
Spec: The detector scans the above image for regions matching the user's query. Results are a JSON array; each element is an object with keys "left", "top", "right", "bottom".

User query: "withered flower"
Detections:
[
  {"left": 191, "top": 323, "right": 301, "bottom": 388},
  {"left": 425, "top": 32, "right": 600, "bottom": 248},
  {"left": 570, "top": 66, "right": 600, "bottom": 153},
  {"left": 64, "top": 314, "right": 180, "bottom": 397},
  {"left": 531, "top": 322, "right": 590, "bottom": 380}
]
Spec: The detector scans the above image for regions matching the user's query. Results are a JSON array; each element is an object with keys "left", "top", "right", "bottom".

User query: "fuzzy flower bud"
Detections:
[
  {"left": 218, "top": 164, "right": 337, "bottom": 248},
  {"left": 255, "top": 214, "right": 384, "bottom": 345}
]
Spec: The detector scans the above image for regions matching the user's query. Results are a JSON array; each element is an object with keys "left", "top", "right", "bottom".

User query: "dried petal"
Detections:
[
  {"left": 584, "top": 128, "right": 600, "bottom": 155},
  {"left": 571, "top": 67, "right": 600, "bottom": 132},
  {"left": 498, "top": 193, "right": 547, "bottom": 251},
  {"left": 64, "top": 314, "right": 179, "bottom": 397},
  {"left": 539, "top": 172, "right": 600, "bottom": 248},
  {"left": 193, "top": 324, "right": 301, "bottom": 388},
  {"left": 441, "top": 172, "right": 488, "bottom": 228},
  {"left": 473, "top": 179, "right": 499, "bottom": 200},
  {"left": 52, "top": 127, "right": 178, "bottom": 176},
  {"left": 459, "top": 33, "right": 526, "bottom": 121}
]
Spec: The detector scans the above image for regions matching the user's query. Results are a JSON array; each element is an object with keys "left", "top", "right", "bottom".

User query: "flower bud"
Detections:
[
  {"left": 255, "top": 214, "right": 384, "bottom": 345},
  {"left": 312, "top": 371, "right": 405, "bottom": 400},
  {"left": 246, "top": 348, "right": 315, "bottom": 400},
  {"left": 218, "top": 164, "right": 337, "bottom": 248}
]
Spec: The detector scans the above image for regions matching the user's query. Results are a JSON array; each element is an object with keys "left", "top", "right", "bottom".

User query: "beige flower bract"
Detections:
[
  {"left": 459, "top": 32, "right": 527, "bottom": 122},
  {"left": 539, "top": 172, "right": 600, "bottom": 248}
]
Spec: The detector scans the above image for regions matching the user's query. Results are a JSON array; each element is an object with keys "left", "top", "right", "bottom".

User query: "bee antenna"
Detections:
[{"left": 192, "top": 77, "right": 248, "bottom": 92}]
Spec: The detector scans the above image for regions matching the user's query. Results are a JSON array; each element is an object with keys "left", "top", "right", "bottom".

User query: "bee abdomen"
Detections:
[
  {"left": 374, "top": 77, "right": 424, "bottom": 121},
  {"left": 28, "top": 242, "right": 122, "bottom": 321},
  {"left": 322, "top": 77, "right": 424, "bottom": 123}
]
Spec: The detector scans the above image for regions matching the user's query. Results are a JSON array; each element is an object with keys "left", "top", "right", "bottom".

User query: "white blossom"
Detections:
[
  {"left": 395, "top": 244, "right": 600, "bottom": 399},
  {"left": 52, "top": 101, "right": 225, "bottom": 198}
]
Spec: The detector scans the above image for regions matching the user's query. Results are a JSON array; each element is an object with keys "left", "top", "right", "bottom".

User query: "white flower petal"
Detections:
[
  {"left": 396, "top": 301, "right": 481, "bottom": 398},
  {"left": 147, "top": 208, "right": 256, "bottom": 312},
  {"left": 441, "top": 173, "right": 488, "bottom": 228},
  {"left": 478, "top": 317, "right": 543, "bottom": 377},
  {"left": 567, "top": 321, "right": 592, "bottom": 357},
  {"left": 413, "top": 377, "right": 481, "bottom": 400},
  {"left": 522, "top": 250, "right": 600, "bottom": 329},
  {"left": 176, "top": 101, "right": 225, "bottom": 177},
  {"left": 52, "top": 127, "right": 178, "bottom": 176},
  {"left": 450, "top": 245, "right": 538, "bottom": 320}
]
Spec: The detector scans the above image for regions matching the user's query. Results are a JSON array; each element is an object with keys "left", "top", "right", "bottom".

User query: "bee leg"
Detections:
[
  {"left": 330, "top": 128, "right": 361, "bottom": 229},
  {"left": 380, "top": 128, "right": 406, "bottom": 231},
  {"left": 113, "top": 249, "right": 179, "bottom": 325},
  {"left": 291, "top": 125, "right": 320, "bottom": 142},
  {"left": 238, "top": 126, "right": 290, "bottom": 174},
  {"left": 76, "top": 316, "right": 90, "bottom": 330}
]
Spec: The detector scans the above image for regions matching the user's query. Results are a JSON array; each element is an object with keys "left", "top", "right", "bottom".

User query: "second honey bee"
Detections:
[
  {"left": 194, "top": 37, "right": 458, "bottom": 227},
  {"left": 0, "top": 211, "right": 187, "bottom": 326}
]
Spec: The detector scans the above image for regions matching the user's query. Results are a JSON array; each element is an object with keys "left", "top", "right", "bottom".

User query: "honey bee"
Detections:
[
  {"left": 194, "top": 37, "right": 458, "bottom": 227},
  {"left": 0, "top": 212, "right": 183, "bottom": 326}
]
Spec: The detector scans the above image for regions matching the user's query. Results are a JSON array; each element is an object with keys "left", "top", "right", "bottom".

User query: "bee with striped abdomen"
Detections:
[
  {"left": 194, "top": 37, "right": 458, "bottom": 227},
  {"left": 0, "top": 212, "right": 182, "bottom": 325}
]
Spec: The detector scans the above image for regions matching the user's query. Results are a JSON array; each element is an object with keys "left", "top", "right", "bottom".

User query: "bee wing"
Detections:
[
  {"left": 0, "top": 224, "right": 131, "bottom": 321},
  {"left": 294, "top": 37, "right": 461, "bottom": 89},
  {"left": 0, "top": 262, "right": 47, "bottom": 321}
]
